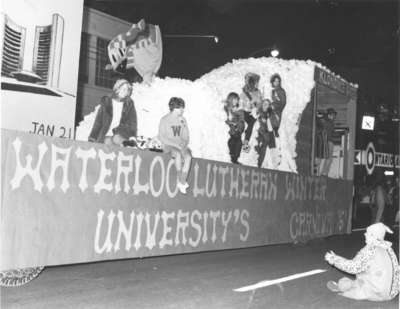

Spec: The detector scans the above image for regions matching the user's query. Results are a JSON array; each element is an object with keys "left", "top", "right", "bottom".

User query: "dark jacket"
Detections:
[
  {"left": 257, "top": 109, "right": 271, "bottom": 134},
  {"left": 270, "top": 87, "right": 286, "bottom": 128},
  {"left": 88, "top": 96, "right": 137, "bottom": 143},
  {"left": 226, "top": 109, "right": 245, "bottom": 137},
  {"left": 319, "top": 116, "right": 335, "bottom": 142}
]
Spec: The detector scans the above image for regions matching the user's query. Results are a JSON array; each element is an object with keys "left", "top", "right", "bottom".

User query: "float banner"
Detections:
[{"left": 1, "top": 129, "right": 352, "bottom": 270}]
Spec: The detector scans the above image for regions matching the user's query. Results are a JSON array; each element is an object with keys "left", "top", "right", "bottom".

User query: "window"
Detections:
[
  {"left": 1, "top": 15, "right": 26, "bottom": 77},
  {"left": 33, "top": 25, "right": 52, "bottom": 82},
  {"left": 95, "top": 37, "right": 117, "bottom": 89}
]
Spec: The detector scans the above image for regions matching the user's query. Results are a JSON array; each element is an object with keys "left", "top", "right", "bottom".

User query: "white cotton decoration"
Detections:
[{"left": 76, "top": 57, "right": 352, "bottom": 173}]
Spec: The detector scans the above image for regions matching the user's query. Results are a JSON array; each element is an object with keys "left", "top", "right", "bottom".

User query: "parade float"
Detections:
[{"left": 1, "top": 3, "right": 357, "bottom": 286}]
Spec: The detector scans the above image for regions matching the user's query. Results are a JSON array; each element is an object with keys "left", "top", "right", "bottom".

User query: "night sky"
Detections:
[{"left": 87, "top": 0, "right": 399, "bottom": 149}]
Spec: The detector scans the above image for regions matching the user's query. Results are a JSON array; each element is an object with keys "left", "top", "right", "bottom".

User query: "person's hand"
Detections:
[
  {"left": 325, "top": 251, "right": 336, "bottom": 265},
  {"left": 112, "top": 134, "right": 125, "bottom": 146}
]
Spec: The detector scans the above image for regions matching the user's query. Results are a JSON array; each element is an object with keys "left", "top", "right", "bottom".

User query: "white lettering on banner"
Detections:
[
  {"left": 240, "top": 169, "right": 250, "bottom": 199},
  {"left": 221, "top": 211, "right": 232, "bottom": 242},
  {"left": 134, "top": 212, "right": 144, "bottom": 250},
  {"left": 115, "top": 210, "right": 135, "bottom": 252},
  {"left": 175, "top": 210, "right": 189, "bottom": 246},
  {"left": 189, "top": 210, "right": 202, "bottom": 247},
  {"left": 240, "top": 210, "right": 250, "bottom": 241},
  {"left": 94, "top": 208, "right": 250, "bottom": 254},
  {"left": 259, "top": 172, "right": 278, "bottom": 201},
  {"left": 94, "top": 209, "right": 115, "bottom": 254},
  {"left": 47, "top": 144, "right": 72, "bottom": 192},
  {"left": 193, "top": 162, "right": 205, "bottom": 197},
  {"left": 229, "top": 167, "right": 240, "bottom": 199},
  {"left": 75, "top": 147, "right": 96, "bottom": 192},
  {"left": 202, "top": 211, "right": 209, "bottom": 243},
  {"left": 159, "top": 211, "right": 175, "bottom": 249},
  {"left": 94, "top": 150, "right": 116, "bottom": 194},
  {"left": 165, "top": 159, "right": 179, "bottom": 198},
  {"left": 144, "top": 212, "right": 160, "bottom": 250},
  {"left": 115, "top": 152, "right": 133, "bottom": 194},
  {"left": 284, "top": 174, "right": 327, "bottom": 201},
  {"left": 205, "top": 165, "right": 218, "bottom": 198},
  {"left": 289, "top": 209, "right": 346, "bottom": 240},
  {"left": 9, "top": 138, "right": 281, "bottom": 201},
  {"left": 250, "top": 170, "right": 260, "bottom": 199},
  {"left": 218, "top": 166, "right": 229, "bottom": 198},
  {"left": 10, "top": 138, "right": 48, "bottom": 192},
  {"left": 210, "top": 210, "right": 221, "bottom": 243},
  {"left": 149, "top": 156, "right": 165, "bottom": 197},
  {"left": 133, "top": 156, "right": 149, "bottom": 195}
]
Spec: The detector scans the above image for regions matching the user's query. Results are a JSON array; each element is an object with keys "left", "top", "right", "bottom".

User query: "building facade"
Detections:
[{"left": 76, "top": 7, "right": 132, "bottom": 124}]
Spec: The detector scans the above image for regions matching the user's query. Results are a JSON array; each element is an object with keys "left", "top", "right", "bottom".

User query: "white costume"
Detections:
[{"left": 325, "top": 223, "right": 399, "bottom": 301}]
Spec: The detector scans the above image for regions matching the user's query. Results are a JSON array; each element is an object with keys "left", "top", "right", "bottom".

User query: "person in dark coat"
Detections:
[
  {"left": 269, "top": 73, "right": 286, "bottom": 137},
  {"left": 239, "top": 73, "right": 263, "bottom": 152},
  {"left": 88, "top": 79, "right": 137, "bottom": 146},
  {"left": 255, "top": 100, "right": 276, "bottom": 168},
  {"left": 224, "top": 92, "right": 245, "bottom": 164},
  {"left": 320, "top": 108, "right": 336, "bottom": 175}
]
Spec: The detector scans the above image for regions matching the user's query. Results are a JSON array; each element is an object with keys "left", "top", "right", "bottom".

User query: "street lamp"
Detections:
[
  {"left": 250, "top": 46, "right": 280, "bottom": 58},
  {"left": 164, "top": 34, "right": 219, "bottom": 44}
]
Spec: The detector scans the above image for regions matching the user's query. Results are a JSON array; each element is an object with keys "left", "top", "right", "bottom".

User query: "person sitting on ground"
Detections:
[
  {"left": 89, "top": 79, "right": 137, "bottom": 146},
  {"left": 325, "top": 222, "right": 399, "bottom": 301},
  {"left": 224, "top": 92, "right": 245, "bottom": 164},
  {"left": 239, "top": 72, "right": 263, "bottom": 152},
  {"left": 158, "top": 97, "right": 192, "bottom": 194},
  {"left": 269, "top": 73, "right": 286, "bottom": 138},
  {"left": 255, "top": 99, "right": 279, "bottom": 168}
]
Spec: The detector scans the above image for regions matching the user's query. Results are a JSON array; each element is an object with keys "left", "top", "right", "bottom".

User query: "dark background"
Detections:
[{"left": 86, "top": 0, "right": 399, "bottom": 152}]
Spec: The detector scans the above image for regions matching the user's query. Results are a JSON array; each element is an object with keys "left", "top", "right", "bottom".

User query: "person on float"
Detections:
[
  {"left": 88, "top": 79, "right": 137, "bottom": 146},
  {"left": 158, "top": 97, "right": 192, "bottom": 194},
  {"left": 239, "top": 72, "right": 263, "bottom": 153},
  {"left": 325, "top": 222, "right": 399, "bottom": 301},
  {"left": 316, "top": 108, "right": 336, "bottom": 176},
  {"left": 314, "top": 110, "right": 328, "bottom": 175},
  {"left": 269, "top": 73, "right": 286, "bottom": 138},
  {"left": 255, "top": 99, "right": 279, "bottom": 168},
  {"left": 224, "top": 92, "right": 245, "bottom": 164}
]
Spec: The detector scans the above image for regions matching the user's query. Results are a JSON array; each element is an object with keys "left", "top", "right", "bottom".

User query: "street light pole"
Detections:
[
  {"left": 164, "top": 34, "right": 219, "bottom": 43},
  {"left": 249, "top": 46, "right": 279, "bottom": 58}
]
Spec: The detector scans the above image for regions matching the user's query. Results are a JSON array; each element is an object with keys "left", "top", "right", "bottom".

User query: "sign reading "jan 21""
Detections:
[{"left": 354, "top": 143, "right": 400, "bottom": 174}]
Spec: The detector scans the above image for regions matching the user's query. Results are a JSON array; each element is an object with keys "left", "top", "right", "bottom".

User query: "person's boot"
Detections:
[{"left": 326, "top": 281, "right": 340, "bottom": 292}]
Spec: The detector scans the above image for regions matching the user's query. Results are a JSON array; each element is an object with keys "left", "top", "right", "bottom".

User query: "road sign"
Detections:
[{"left": 365, "top": 142, "right": 375, "bottom": 175}]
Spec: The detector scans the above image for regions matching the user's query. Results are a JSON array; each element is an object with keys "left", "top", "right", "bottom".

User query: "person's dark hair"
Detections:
[
  {"left": 270, "top": 73, "right": 281, "bottom": 85},
  {"left": 227, "top": 92, "right": 239, "bottom": 103},
  {"left": 169, "top": 97, "right": 185, "bottom": 111},
  {"left": 247, "top": 75, "right": 258, "bottom": 90}
]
